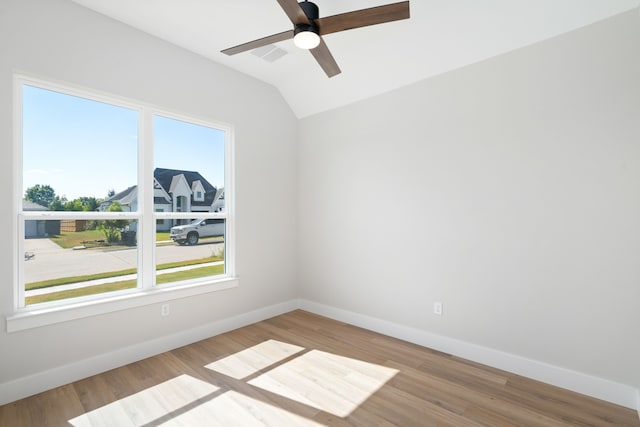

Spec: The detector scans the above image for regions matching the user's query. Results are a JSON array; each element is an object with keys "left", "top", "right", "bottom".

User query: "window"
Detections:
[{"left": 14, "top": 75, "right": 234, "bottom": 320}]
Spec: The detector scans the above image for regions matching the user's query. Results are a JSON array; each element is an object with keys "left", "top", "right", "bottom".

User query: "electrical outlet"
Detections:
[
  {"left": 161, "top": 303, "right": 170, "bottom": 317},
  {"left": 433, "top": 301, "right": 443, "bottom": 316}
]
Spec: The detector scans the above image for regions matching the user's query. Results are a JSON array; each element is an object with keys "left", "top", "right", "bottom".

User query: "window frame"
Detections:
[{"left": 8, "top": 74, "right": 237, "bottom": 333}]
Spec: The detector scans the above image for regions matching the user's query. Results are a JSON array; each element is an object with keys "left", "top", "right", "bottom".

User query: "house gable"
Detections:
[
  {"left": 212, "top": 188, "right": 224, "bottom": 212},
  {"left": 192, "top": 180, "right": 205, "bottom": 202},
  {"left": 169, "top": 174, "right": 192, "bottom": 197}
]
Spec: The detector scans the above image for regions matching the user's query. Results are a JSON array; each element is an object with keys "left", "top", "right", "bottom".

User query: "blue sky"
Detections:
[{"left": 22, "top": 85, "right": 225, "bottom": 201}]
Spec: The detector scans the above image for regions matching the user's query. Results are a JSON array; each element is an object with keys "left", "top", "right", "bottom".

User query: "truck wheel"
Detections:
[{"left": 187, "top": 232, "right": 199, "bottom": 245}]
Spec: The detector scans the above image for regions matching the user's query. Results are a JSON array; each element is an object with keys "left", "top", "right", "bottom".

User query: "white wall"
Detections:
[
  {"left": 299, "top": 8, "right": 640, "bottom": 400},
  {"left": 0, "top": 0, "right": 298, "bottom": 402}
]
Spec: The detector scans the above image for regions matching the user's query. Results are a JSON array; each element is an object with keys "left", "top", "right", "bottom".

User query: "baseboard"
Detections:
[
  {"left": 3, "top": 298, "right": 637, "bottom": 411},
  {"left": 298, "top": 299, "right": 639, "bottom": 410},
  {"left": 0, "top": 299, "right": 298, "bottom": 406}
]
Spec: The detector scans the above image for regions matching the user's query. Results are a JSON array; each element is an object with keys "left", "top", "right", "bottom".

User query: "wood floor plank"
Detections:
[
  {"left": 16, "top": 384, "right": 85, "bottom": 427},
  {"left": 504, "top": 375, "right": 640, "bottom": 427},
  {"left": 462, "top": 405, "right": 524, "bottom": 427},
  {"left": 73, "top": 375, "right": 119, "bottom": 413},
  {"left": 0, "top": 399, "right": 34, "bottom": 427},
  {"left": 1, "top": 310, "right": 638, "bottom": 427},
  {"left": 366, "top": 383, "right": 488, "bottom": 427},
  {"left": 387, "top": 359, "right": 574, "bottom": 427}
]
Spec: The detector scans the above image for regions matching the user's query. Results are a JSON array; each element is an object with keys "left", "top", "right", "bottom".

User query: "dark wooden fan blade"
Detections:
[
  {"left": 310, "top": 37, "right": 341, "bottom": 77},
  {"left": 276, "top": 0, "right": 310, "bottom": 25},
  {"left": 316, "top": 1, "right": 410, "bottom": 36},
  {"left": 221, "top": 30, "right": 292, "bottom": 56}
]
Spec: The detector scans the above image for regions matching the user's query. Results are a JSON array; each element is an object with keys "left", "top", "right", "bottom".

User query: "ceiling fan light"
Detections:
[{"left": 294, "top": 24, "right": 320, "bottom": 49}]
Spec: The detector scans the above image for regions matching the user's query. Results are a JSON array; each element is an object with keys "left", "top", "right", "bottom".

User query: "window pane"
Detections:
[
  {"left": 22, "top": 85, "right": 138, "bottom": 212},
  {"left": 153, "top": 115, "right": 226, "bottom": 285},
  {"left": 153, "top": 115, "right": 225, "bottom": 212},
  {"left": 157, "top": 218, "right": 225, "bottom": 286},
  {"left": 24, "top": 219, "right": 139, "bottom": 306}
]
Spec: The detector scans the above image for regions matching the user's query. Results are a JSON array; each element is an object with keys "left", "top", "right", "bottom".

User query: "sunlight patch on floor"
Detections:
[
  {"left": 205, "top": 339, "right": 305, "bottom": 379},
  {"left": 249, "top": 349, "right": 399, "bottom": 417},
  {"left": 68, "top": 374, "right": 219, "bottom": 427},
  {"left": 163, "top": 390, "right": 323, "bottom": 426},
  {"left": 68, "top": 341, "right": 398, "bottom": 425}
]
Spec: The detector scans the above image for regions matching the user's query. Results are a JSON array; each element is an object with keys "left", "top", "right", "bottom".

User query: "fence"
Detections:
[{"left": 59, "top": 219, "right": 88, "bottom": 232}]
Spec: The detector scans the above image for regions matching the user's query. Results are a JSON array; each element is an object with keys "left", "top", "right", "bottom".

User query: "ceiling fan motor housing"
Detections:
[{"left": 299, "top": 1, "right": 319, "bottom": 20}]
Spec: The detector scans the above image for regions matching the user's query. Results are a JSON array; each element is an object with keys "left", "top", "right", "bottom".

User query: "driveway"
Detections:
[
  {"left": 25, "top": 237, "right": 66, "bottom": 254},
  {"left": 23, "top": 238, "right": 224, "bottom": 283}
]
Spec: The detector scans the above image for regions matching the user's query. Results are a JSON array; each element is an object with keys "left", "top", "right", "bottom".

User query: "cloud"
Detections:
[
  {"left": 25, "top": 168, "right": 64, "bottom": 175},
  {"left": 25, "top": 169, "right": 50, "bottom": 175}
]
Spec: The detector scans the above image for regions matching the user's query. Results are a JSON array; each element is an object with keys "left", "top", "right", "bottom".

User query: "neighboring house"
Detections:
[
  {"left": 99, "top": 168, "right": 224, "bottom": 230},
  {"left": 101, "top": 186, "right": 138, "bottom": 212},
  {"left": 23, "top": 200, "right": 60, "bottom": 238}
]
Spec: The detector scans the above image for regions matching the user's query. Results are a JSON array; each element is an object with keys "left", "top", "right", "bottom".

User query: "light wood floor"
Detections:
[{"left": 1, "top": 310, "right": 638, "bottom": 426}]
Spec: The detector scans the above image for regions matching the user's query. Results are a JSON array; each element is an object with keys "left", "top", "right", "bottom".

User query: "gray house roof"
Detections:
[
  {"left": 23, "top": 200, "right": 49, "bottom": 211},
  {"left": 106, "top": 186, "right": 137, "bottom": 205},
  {"left": 154, "top": 197, "right": 171, "bottom": 205},
  {"left": 154, "top": 168, "right": 218, "bottom": 207}
]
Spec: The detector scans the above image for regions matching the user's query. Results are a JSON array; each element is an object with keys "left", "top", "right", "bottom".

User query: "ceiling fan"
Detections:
[{"left": 221, "top": 0, "right": 410, "bottom": 78}]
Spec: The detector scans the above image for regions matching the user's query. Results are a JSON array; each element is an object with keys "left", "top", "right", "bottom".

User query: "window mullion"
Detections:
[
  {"left": 16, "top": 217, "right": 26, "bottom": 309},
  {"left": 14, "top": 76, "right": 25, "bottom": 310},
  {"left": 139, "top": 108, "right": 155, "bottom": 289},
  {"left": 224, "top": 127, "right": 235, "bottom": 277}
]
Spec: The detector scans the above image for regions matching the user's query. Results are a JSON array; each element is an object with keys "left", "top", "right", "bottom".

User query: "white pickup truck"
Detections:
[{"left": 170, "top": 219, "right": 224, "bottom": 245}]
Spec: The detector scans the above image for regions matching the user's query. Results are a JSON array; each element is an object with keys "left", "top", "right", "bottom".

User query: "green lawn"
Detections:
[
  {"left": 26, "top": 264, "right": 225, "bottom": 305},
  {"left": 50, "top": 230, "right": 105, "bottom": 248},
  {"left": 50, "top": 230, "right": 175, "bottom": 249},
  {"left": 25, "top": 256, "right": 223, "bottom": 290}
]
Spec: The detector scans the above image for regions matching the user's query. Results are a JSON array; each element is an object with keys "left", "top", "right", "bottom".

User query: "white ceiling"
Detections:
[{"left": 71, "top": 0, "right": 639, "bottom": 118}]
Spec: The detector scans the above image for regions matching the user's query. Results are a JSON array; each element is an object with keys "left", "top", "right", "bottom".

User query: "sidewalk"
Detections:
[{"left": 25, "top": 261, "right": 224, "bottom": 297}]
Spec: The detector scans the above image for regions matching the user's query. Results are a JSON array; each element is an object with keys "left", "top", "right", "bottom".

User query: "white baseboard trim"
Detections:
[
  {"left": 0, "top": 300, "right": 298, "bottom": 406},
  {"left": 298, "top": 299, "right": 639, "bottom": 410},
  {"left": 2, "top": 298, "right": 638, "bottom": 412}
]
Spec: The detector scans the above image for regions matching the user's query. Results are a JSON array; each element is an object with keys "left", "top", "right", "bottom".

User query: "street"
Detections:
[{"left": 24, "top": 238, "right": 224, "bottom": 283}]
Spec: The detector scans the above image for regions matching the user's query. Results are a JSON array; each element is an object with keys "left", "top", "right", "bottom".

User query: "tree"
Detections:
[
  {"left": 48, "top": 196, "right": 66, "bottom": 211},
  {"left": 78, "top": 196, "right": 100, "bottom": 212},
  {"left": 64, "top": 199, "right": 84, "bottom": 211},
  {"left": 100, "top": 202, "right": 129, "bottom": 243},
  {"left": 47, "top": 196, "right": 103, "bottom": 212},
  {"left": 25, "top": 184, "right": 57, "bottom": 208}
]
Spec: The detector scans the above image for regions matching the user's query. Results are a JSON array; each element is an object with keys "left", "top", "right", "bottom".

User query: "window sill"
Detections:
[{"left": 6, "top": 277, "right": 239, "bottom": 333}]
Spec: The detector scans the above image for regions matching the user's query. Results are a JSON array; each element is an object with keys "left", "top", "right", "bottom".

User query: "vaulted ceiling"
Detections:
[{"left": 71, "top": 0, "right": 639, "bottom": 118}]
